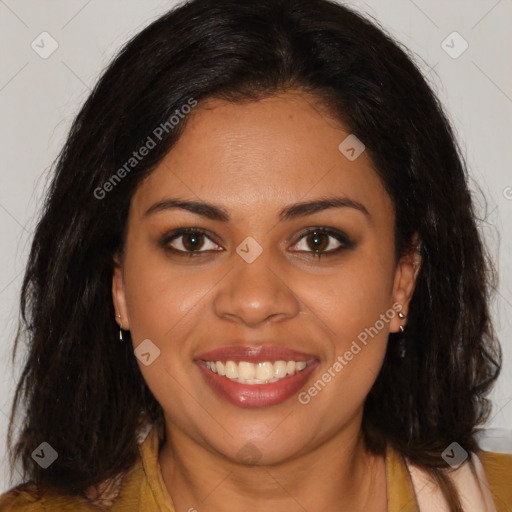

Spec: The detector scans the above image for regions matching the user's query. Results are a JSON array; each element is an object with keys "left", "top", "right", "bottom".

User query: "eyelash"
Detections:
[{"left": 160, "top": 227, "right": 354, "bottom": 260}]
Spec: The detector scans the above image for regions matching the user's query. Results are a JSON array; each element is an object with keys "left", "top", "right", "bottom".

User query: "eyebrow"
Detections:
[{"left": 144, "top": 196, "right": 370, "bottom": 222}]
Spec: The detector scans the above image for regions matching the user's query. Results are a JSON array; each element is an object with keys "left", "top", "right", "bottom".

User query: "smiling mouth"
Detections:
[{"left": 203, "top": 359, "right": 312, "bottom": 385}]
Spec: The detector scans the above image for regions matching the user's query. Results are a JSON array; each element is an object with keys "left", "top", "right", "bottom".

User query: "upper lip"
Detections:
[{"left": 195, "top": 344, "right": 318, "bottom": 363}]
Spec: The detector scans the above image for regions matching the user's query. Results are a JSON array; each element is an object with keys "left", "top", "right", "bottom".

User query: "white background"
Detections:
[{"left": 1, "top": 0, "right": 511, "bottom": 492}]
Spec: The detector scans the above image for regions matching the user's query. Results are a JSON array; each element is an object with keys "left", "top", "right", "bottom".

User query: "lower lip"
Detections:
[{"left": 197, "top": 361, "right": 319, "bottom": 408}]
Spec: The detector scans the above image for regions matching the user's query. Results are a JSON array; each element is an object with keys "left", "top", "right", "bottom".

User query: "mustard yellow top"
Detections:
[{"left": 1, "top": 430, "right": 511, "bottom": 511}]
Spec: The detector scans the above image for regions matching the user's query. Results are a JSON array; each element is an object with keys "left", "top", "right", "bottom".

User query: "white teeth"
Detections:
[
  {"left": 286, "top": 361, "right": 296, "bottom": 376},
  {"left": 216, "top": 361, "right": 225, "bottom": 376},
  {"left": 256, "top": 361, "right": 274, "bottom": 381},
  {"left": 204, "top": 360, "right": 310, "bottom": 384},
  {"left": 238, "top": 361, "right": 255, "bottom": 380},
  {"left": 225, "top": 360, "right": 238, "bottom": 379},
  {"left": 273, "top": 360, "right": 287, "bottom": 378}
]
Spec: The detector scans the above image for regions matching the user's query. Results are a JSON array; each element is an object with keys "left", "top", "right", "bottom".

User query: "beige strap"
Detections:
[{"left": 406, "top": 453, "right": 497, "bottom": 511}]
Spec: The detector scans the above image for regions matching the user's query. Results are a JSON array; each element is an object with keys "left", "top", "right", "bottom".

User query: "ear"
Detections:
[
  {"left": 112, "top": 253, "right": 130, "bottom": 331},
  {"left": 389, "top": 234, "right": 421, "bottom": 333}
]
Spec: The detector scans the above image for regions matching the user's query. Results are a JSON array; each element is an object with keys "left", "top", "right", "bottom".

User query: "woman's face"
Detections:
[{"left": 113, "top": 91, "right": 418, "bottom": 464}]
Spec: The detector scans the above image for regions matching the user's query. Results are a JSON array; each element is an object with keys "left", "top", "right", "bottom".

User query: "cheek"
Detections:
[
  {"left": 122, "top": 249, "right": 213, "bottom": 424},
  {"left": 295, "top": 256, "right": 394, "bottom": 342},
  {"left": 294, "top": 262, "right": 392, "bottom": 420},
  {"left": 123, "top": 247, "right": 214, "bottom": 342},
  {"left": 293, "top": 252, "right": 394, "bottom": 406}
]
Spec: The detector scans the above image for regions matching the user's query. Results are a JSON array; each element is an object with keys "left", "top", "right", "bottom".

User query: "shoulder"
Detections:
[
  {"left": 479, "top": 448, "right": 512, "bottom": 467},
  {"left": 0, "top": 431, "right": 156, "bottom": 512},
  {"left": 0, "top": 484, "right": 42, "bottom": 511},
  {"left": 0, "top": 483, "right": 98, "bottom": 511},
  {"left": 478, "top": 450, "right": 512, "bottom": 511}
]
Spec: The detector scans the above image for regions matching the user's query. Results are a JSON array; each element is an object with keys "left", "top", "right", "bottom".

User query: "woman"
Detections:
[{"left": 1, "top": 0, "right": 511, "bottom": 510}]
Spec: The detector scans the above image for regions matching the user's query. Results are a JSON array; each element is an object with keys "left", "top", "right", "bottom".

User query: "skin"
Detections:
[{"left": 112, "top": 91, "right": 420, "bottom": 512}]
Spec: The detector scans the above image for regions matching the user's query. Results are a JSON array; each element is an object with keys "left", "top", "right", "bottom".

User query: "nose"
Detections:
[{"left": 213, "top": 245, "right": 300, "bottom": 328}]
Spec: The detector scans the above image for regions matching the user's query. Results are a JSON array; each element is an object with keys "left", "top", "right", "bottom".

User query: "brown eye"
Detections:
[
  {"left": 162, "top": 228, "right": 222, "bottom": 255},
  {"left": 306, "top": 231, "right": 329, "bottom": 252},
  {"left": 290, "top": 228, "right": 353, "bottom": 258},
  {"left": 182, "top": 232, "right": 205, "bottom": 251}
]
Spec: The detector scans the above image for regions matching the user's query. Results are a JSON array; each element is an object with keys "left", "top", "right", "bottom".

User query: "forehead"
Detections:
[{"left": 131, "top": 91, "right": 393, "bottom": 223}]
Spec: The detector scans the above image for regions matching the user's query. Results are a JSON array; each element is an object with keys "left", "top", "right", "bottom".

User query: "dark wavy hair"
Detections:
[{"left": 7, "top": 0, "right": 501, "bottom": 510}]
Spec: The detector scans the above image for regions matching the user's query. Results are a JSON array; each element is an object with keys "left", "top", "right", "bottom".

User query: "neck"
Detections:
[{"left": 158, "top": 414, "right": 387, "bottom": 512}]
